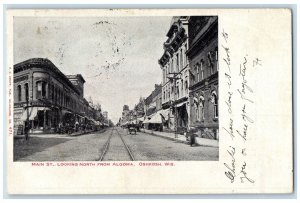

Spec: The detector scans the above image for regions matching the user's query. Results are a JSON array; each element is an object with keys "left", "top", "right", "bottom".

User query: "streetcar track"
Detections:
[{"left": 98, "top": 127, "right": 135, "bottom": 161}]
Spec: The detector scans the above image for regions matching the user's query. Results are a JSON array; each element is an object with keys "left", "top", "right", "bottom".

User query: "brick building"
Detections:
[
  {"left": 187, "top": 16, "right": 219, "bottom": 140},
  {"left": 13, "top": 58, "right": 103, "bottom": 135}
]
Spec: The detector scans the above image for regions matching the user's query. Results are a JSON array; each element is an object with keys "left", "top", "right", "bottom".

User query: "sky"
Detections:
[{"left": 14, "top": 16, "right": 172, "bottom": 124}]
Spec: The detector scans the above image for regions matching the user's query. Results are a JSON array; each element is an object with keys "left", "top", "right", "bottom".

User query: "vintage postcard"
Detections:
[{"left": 6, "top": 9, "right": 293, "bottom": 194}]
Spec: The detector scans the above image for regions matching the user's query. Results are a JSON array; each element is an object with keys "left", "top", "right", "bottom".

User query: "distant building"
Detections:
[
  {"left": 121, "top": 104, "right": 130, "bottom": 125},
  {"left": 123, "top": 105, "right": 129, "bottom": 111},
  {"left": 103, "top": 111, "right": 108, "bottom": 120},
  {"left": 187, "top": 16, "right": 219, "bottom": 140},
  {"left": 66, "top": 74, "right": 85, "bottom": 98},
  {"left": 144, "top": 84, "right": 162, "bottom": 117}
]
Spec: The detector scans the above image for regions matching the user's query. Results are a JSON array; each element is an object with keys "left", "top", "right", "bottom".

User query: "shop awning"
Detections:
[
  {"left": 143, "top": 112, "right": 162, "bottom": 124},
  {"left": 143, "top": 116, "right": 152, "bottom": 124},
  {"left": 158, "top": 109, "right": 169, "bottom": 120},
  {"left": 136, "top": 117, "right": 144, "bottom": 122},
  {"left": 150, "top": 112, "right": 163, "bottom": 124},
  {"left": 20, "top": 107, "right": 50, "bottom": 121}
]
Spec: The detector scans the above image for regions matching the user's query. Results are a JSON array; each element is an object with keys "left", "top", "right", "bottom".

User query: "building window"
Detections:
[
  {"left": 185, "top": 43, "right": 188, "bottom": 65},
  {"left": 17, "top": 85, "right": 22, "bottom": 102},
  {"left": 24, "top": 83, "right": 29, "bottom": 101},
  {"left": 180, "top": 49, "right": 183, "bottom": 69},
  {"left": 58, "top": 89, "right": 61, "bottom": 105},
  {"left": 196, "top": 97, "right": 204, "bottom": 122},
  {"left": 212, "top": 91, "right": 218, "bottom": 118},
  {"left": 208, "top": 51, "right": 214, "bottom": 75},
  {"left": 185, "top": 80, "right": 188, "bottom": 94},
  {"left": 196, "top": 63, "right": 200, "bottom": 82},
  {"left": 55, "top": 88, "right": 58, "bottom": 103},
  {"left": 215, "top": 47, "right": 218, "bottom": 71},
  {"left": 200, "top": 99, "right": 204, "bottom": 121},
  {"left": 181, "top": 81, "right": 183, "bottom": 96},
  {"left": 51, "top": 85, "right": 54, "bottom": 101},
  {"left": 42, "top": 82, "right": 47, "bottom": 97},
  {"left": 200, "top": 60, "right": 204, "bottom": 80},
  {"left": 48, "top": 84, "right": 52, "bottom": 100},
  {"left": 36, "top": 81, "right": 42, "bottom": 99},
  {"left": 196, "top": 105, "right": 200, "bottom": 121}
]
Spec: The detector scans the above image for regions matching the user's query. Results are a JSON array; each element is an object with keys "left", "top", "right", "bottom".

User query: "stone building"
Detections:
[
  {"left": 158, "top": 16, "right": 190, "bottom": 133},
  {"left": 187, "top": 16, "right": 219, "bottom": 140},
  {"left": 13, "top": 58, "right": 102, "bottom": 135}
]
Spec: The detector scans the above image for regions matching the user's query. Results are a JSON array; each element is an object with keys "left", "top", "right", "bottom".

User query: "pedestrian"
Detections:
[
  {"left": 58, "top": 122, "right": 62, "bottom": 134},
  {"left": 189, "top": 127, "right": 196, "bottom": 147},
  {"left": 75, "top": 121, "right": 79, "bottom": 132},
  {"left": 24, "top": 122, "right": 29, "bottom": 141}
]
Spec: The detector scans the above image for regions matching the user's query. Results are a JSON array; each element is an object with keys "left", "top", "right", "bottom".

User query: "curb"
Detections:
[
  {"left": 143, "top": 130, "right": 219, "bottom": 148},
  {"left": 143, "top": 130, "right": 189, "bottom": 145},
  {"left": 69, "top": 129, "right": 106, "bottom": 137}
]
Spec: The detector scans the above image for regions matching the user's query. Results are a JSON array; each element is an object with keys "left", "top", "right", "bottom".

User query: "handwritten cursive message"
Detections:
[{"left": 222, "top": 28, "right": 260, "bottom": 185}]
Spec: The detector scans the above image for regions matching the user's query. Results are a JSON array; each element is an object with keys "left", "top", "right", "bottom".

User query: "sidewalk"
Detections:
[
  {"left": 14, "top": 128, "right": 107, "bottom": 139},
  {"left": 142, "top": 129, "right": 219, "bottom": 148}
]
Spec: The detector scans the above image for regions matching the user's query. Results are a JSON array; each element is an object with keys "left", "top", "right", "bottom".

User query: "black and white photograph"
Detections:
[
  {"left": 5, "top": 6, "right": 294, "bottom": 195},
  {"left": 13, "top": 16, "right": 219, "bottom": 162}
]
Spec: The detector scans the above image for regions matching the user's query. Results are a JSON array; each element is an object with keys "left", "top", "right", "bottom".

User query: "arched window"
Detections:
[
  {"left": 17, "top": 85, "right": 22, "bottom": 102},
  {"left": 200, "top": 59, "right": 204, "bottom": 80},
  {"left": 24, "top": 83, "right": 29, "bottom": 101},
  {"left": 200, "top": 97, "right": 205, "bottom": 121},
  {"left": 196, "top": 105, "right": 200, "bottom": 121},
  {"left": 211, "top": 91, "right": 218, "bottom": 118},
  {"left": 215, "top": 47, "right": 219, "bottom": 71},
  {"left": 195, "top": 63, "right": 200, "bottom": 82}
]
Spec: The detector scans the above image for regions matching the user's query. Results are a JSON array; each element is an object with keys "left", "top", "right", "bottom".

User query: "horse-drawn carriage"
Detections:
[{"left": 127, "top": 123, "right": 138, "bottom": 135}]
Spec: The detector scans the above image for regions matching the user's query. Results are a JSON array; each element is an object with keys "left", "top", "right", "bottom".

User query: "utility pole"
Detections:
[{"left": 167, "top": 72, "right": 182, "bottom": 139}]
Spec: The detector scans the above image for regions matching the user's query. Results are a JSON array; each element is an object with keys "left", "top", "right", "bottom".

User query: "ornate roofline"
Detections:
[{"left": 14, "top": 58, "right": 81, "bottom": 95}]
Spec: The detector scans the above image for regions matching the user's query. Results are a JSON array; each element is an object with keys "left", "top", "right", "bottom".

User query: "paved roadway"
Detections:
[{"left": 14, "top": 127, "right": 219, "bottom": 161}]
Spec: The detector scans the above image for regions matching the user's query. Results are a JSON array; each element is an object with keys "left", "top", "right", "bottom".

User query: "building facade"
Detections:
[
  {"left": 187, "top": 16, "right": 219, "bottom": 140},
  {"left": 143, "top": 84, "right": 164, "bottom": 130},
  {"left": 158, "top": 16, "right": 190, "bottom": 133},
  {"left": 144, "top": 84, "right": 162, "bottom": 117},
  {"left": 13, "top": 58, "right": 103, "bottom": 135}
]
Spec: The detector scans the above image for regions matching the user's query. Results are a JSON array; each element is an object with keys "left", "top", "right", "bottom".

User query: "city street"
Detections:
[{"left": 14, "top": 127, "right": 219, "bottom": 161}]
